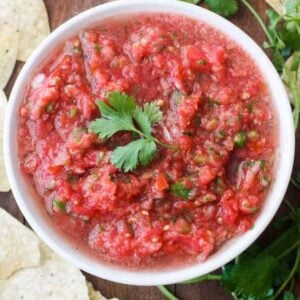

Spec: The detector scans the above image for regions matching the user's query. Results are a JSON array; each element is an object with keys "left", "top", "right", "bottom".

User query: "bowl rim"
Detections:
[{"left": 4, "top": 0, "right": 295, "bottom": 286}]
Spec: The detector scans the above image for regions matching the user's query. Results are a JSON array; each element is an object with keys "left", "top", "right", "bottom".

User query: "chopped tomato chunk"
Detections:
[{"left": 154, "top": 174, "right": 169, "bottom": 191}]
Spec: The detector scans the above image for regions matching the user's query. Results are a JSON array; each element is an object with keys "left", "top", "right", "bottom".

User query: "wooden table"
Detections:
[{"left": 2, "top": 1, "right": 299, "bottom": 299}]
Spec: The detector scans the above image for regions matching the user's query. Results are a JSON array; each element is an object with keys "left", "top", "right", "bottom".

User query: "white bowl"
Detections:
[{"left": 4, "top": 0, "right": 295, "bottom": 286}]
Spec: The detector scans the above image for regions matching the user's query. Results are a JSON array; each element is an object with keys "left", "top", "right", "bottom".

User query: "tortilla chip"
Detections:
[
  {"left": 0, "top": 239, "right": 89, "bottom": 300},
  {"left": 16, "top": 0, "right": 50, "bottom": 61},
  {"left": 87, "top": 282, "right": 119, "bottom": 300},
  {"left": 39, "top": 245, "right": 118, "bottom": 300},
  {"left": 265, "top": 0, "right": 285, "bottom": 15},
  {"left": 0, "top": 2, "right": 19, "bottom": 89},
  {"left": 0, "top": 91, "right": 10, "bottom": 192},
  {"left": 0, "top": 208, "right": 40, "bottom": 279},
  {"left": 87, "top": 282, "right": 107, "bottom": 300},
  {"left": 0, "top": 202, "right": 112, "bottom": 300},
  {"left": 39, "top": 241, "right": 58, "bottom": 264},
  {"left": 0, "top": 254, "right": 90, "bottom": 300}
]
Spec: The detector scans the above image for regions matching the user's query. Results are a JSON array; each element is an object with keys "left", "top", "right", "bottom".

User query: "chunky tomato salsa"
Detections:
[{"left": 18, "top": 14, "right": 277, "bottom": 267}]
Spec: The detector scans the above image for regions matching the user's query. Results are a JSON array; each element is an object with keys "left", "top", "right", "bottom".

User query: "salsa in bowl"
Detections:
[{"left": 4, "top": 0, "right": 294, "bottom": 285}]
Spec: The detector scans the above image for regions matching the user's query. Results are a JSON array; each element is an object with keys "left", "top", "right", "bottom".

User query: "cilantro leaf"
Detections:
[
  {"left": 90, "top": 92, "right": 137, "bottom": 139},
  {"left": 90, "top": 92, "right": 166, "bottom": 172},
  {"left": 222, "top": 255, "right": 278, "bottom": 298},
  {"left": 204, "top": 0, "right": 238, "bottom": 17},
  {"left": 273, "top": 261, "right": 292, "bottom": 287},
  {"left": 222, "top": 264, "right": 235, "bottom": 292},
  {"left": 284, "top": 291, "right": 295, "bottom": 300},
  {"left": 267, "top": 9, "right": 285, "bottom": 49},
  {"left": 133, "top": 102, "right": 163, "bottom": 136},
  {"left": 284, "top": 0, "right": 300, "bottom": 38},
  {"left": 142, "top": 102, "right": 163, "bottom": 124},
  {"left": 108, "top": 91, "right": 136, "bottom": 114},
  {"left": 111, "top": 139, "right": 156, "bottom": 172},
  {"left": 264, "top": 1, "right": 300, "bottom": 71},
  {"left": 138, "top": 139, "right": 157, "bottom": 166},
  {"left": 134, "top": 107, "right": 152, "bottom": 136},
  {"left": 281, "top": 29, "right": 300, "bottom": 51}
]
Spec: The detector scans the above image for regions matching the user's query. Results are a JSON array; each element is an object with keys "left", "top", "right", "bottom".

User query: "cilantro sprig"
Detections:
[{"left": 90, "top": 92, "right": 174, "bottom": 172}]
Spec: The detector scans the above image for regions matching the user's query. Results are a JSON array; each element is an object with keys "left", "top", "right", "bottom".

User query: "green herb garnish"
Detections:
[
  {"left": 222, "top": 255, "right": 278, "bottom": 298},
  {"left": 234, "top": 131, "right": 247, "bottom": 148},
  {"left": 170, "top": 182, "right": 191, "bottom": 199},
  {"left": 90, "top": 92, "right": 175, "bottom": 172},
  {"left": 53, "top": 198, "right": 66, "bottom": 212}
]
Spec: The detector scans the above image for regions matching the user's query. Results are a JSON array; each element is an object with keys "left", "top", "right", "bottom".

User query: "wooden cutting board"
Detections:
[{"left": 1, "top": 1, "right": 299, "bottom": 299}]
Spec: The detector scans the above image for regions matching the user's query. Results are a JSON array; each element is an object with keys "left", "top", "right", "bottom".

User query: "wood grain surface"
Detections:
[{"left": 1, "top": 1, "right": 299, "bottom": 299}]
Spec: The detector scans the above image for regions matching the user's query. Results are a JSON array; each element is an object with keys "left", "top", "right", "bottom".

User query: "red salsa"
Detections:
[{"left": 18, "top": 14, "right": 277, "bottom": 268}]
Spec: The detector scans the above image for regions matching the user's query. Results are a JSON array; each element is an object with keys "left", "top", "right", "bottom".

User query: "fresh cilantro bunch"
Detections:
[
  {"left": 264, "top": 0, "right": 300, "bottom": 72},
  {"left": 90, "top": 92, "right": 173, "bottom": 172},
  {"left": 240, "top": 0, "right": 300, "bottom": 128},
  {"left": 263, "top": 1, "right": 300, "bottom": 129},
  {"left": 221, "top": 206, "right": 300, "bottom": 300}
]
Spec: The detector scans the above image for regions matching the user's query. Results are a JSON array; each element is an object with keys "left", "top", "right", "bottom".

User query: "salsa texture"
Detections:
[{"left": 18, "top": 14, "right": 277, "bottom": 268}]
